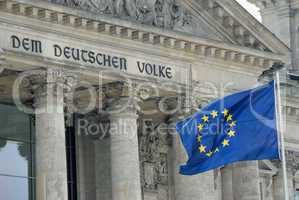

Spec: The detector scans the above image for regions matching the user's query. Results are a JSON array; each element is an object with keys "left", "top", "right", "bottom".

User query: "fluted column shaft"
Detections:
[
  {"left": 273, "top": 169, "right": 295, "bottom": 200},
  {"left": 169, "top": 116, "right": 220, "bottom": 200},
  {"left": 221, "top": 165, "right": 234, "bottom": 200},
  {"left": 232, "top": 161, "right": 261, "bottom": 200},
  {"left": 32, "top": 69, "right": 68, "bottom": 200},
  {"left": 108, "top": 97, "right": 142, "bottom": 200}
]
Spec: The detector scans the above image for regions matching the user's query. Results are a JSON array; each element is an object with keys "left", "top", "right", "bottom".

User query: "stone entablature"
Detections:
[
  {"left": 46, "top": 0, "right": 289, "bottom": 54},
  {"left": 46, "top": 0, "right": 286, "bottom": 53},
  {"left": 0, "top": 0, "right": 289, "bottom": 73}
]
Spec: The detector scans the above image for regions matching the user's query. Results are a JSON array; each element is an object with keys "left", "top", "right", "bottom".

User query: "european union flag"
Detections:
[{"left": 176, "top": 81, "right": 279, "bottom": 175}]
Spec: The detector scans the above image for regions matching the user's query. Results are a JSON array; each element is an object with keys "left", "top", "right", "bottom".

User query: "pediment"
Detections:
[
  {"left": 50, "top": 0, "right": 223, "bottom": 41},
  {"left": 48, "top": 0, "right": 289, "bottom": 55},
  {"left": 181, "top": 0, "right": 289, "bottom": 54}
]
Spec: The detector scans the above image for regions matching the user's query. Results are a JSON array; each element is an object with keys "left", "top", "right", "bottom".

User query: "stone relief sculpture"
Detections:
[
  {"left": 272, "top": 150, "right": 299, "bottom": 175},
  {"left": 49, "top": 0, "right": 205, "bottom": 33},
  {"left": 138, "top": 119, "right": 171, "bottom": 199}
]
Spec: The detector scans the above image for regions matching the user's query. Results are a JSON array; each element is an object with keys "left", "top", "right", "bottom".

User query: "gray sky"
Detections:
[{"left": 236, "top": 0, "right": 262, "bottom": 21}]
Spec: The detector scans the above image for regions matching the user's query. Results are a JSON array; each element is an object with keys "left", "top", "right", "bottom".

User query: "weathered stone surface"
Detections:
[
  {"left": 48, "top": 0, "right": 220, "bottom": 40},
  {"left": 33, "top": 69, "right": 68, "bottom": 200},
  {"left": 139, "top": 120, "right": 172, "bottom": 200},
  {"left": 221, "top": 166, "right": 233, "bottom": 200},
  {"left": 0, "top": 0, "right": 296, "bottom": 200},
  {"left": 169, "top": 116, "right": 221, "bottom": 200},
  {"left": 273, "top": 170, "right": 295, "bottom": 200},
  {"left": 95, "top": 138, "right": 112, "bottom": 200},
  {"left": 232, "top": 161, "right": 261, "bottom": 200},
  {"left": 109, "top": 97, "right": 142, "bottom": 200}
]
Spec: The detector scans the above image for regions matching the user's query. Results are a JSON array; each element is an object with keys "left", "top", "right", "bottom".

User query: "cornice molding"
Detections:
[
  {"left": 0, "top": 0, "right": 289, "bottom": 70},
  {"left": 186, "top": 0, "right": 270, "bottom": 51},
  {"left": 36, "top": 0, "right": 290, "bottom": 55},
  {"left": 216, "top": 0, "right": 290, "bottom": 55},
  {"left": 249, "top": 0, "right": 290, "bottom": 9}
]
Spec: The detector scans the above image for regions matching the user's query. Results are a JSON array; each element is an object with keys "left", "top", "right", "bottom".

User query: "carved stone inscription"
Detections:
[
  {"left": 11, "top": 35, "right": 42, "bottom": 54},
  {"left": 0, "top": 31, "right": 188, "bottom": 83},
  {"left": 53, "top": 44, "right": 127, "bottom": 70}
]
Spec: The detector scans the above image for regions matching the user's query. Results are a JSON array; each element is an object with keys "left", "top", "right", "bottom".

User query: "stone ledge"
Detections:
[{"left": 0, "top": 0, "right": 289, "bottom": 69}]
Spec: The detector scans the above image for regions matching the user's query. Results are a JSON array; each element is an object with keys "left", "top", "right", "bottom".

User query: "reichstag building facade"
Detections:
[{"left": 0, "top": 0, "right": 298, "bottom": 199}]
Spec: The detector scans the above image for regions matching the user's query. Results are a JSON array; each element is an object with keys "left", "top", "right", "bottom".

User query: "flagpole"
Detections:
[{"left": 275, "top": 70, "right": 289, "bottom": 200}]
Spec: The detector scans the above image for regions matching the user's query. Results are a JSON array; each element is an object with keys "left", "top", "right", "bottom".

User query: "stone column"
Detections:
[
  {"left": 94, "top": 137, "right": 112, "bottom": 200},
  {"left": 232, "top": 161, "right": 261, "bottom": 200},
  {"left": 169, "top": 116, "right": 219, "bottom": 200},
  {"left": 221, "top": 165, "right": 234, "bottom": 200},
  {"left": 94, "top": 113, "right": 112, "bottom": 200},
  {"left": 32, "top": 69, "right": 69, "bottom": 200},
  {"left": 169, "top": 116, "right": 189, "bottom": 200},
  {"left": 108, "top": 97, "right": 142, "bottom": 200},
  {"left": 273, "top": 152, "right": 299, "bottom": 200},
  {"left": 273, "top": 170, "right": 295, "bottom": 200}
]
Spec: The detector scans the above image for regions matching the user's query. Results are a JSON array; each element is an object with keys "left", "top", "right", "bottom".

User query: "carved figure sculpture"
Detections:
[{"left": 50, "top": 0, "right": 193, "bottom": 29}]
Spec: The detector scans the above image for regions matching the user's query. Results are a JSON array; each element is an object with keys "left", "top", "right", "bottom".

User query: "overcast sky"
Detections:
[{"left": 236, "top": 0, "right": 262, "bottom": 21}]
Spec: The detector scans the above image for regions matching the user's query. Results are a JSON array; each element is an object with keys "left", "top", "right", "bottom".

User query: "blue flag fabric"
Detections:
[{"left": 176, "top": 81, "right": 280, "bottom": 175}]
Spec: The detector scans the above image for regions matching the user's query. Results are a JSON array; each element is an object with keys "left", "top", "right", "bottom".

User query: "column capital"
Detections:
[
  {"left": 166, "top": 94, "right": 193, "bottom": 126},
  {"left": 102, "top": 81, "right": 141, "bottom": 118},
  {"left": 64, "top": 73, "right": 79, "bottom": 126},
  {"left": 27, "top": 69, "right": 78, "bottom": 109},
  {"left": 102, "top": 81, "right": 131, "bottom": 99},
  {"left": 191, "top": 80, "right": 219, "bottom": 111},
  {"left": 159, "top": 95, "right": 191, "bottom": 116},
  {"left": 105, "top": 96, "right": 141, "bottom": 119}
]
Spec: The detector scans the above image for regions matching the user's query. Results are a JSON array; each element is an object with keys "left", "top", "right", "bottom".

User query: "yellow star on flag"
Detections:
[
  {"left": 206, "top": 151, "right": 213, "bottom": 157},
  {"left": 222, "top": 139, "right": 230, "bottom": 147},
  {"left": 226, "top": 114, "right": 233, "bottom": 122},
  {"left": 202, "top": 115, "right": 209, "bottom": 122},
  {"left": 228, "top": 130, "right": 236, "bottom": 137},
  {"left": 214, "top": 148, "right": 219, "bottom": 153},
  {"left": 197, "top": 135, "right": 202, "bottom": 142},
  {"left": 211, "top": 110, "right": 218, "bottom": 118},
  {"left": 198, "top": 124, "right": 204, "bottom": 131},
  {"left": 199, "top": 145, "right": 206, "bottom": 153},
  {"left": 223, "top": 109, "right": 229, "bottom": 117},
  {"left": 229, "top": 121, "right": 237, "bottom": 128}
]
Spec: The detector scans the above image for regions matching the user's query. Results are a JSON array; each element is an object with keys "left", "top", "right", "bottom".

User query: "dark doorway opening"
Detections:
[{"left": 66, "top": 116, "right": 78, "bottom": 200}]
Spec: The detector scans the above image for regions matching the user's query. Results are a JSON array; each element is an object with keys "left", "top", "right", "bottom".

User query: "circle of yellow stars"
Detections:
[{"left": 196, "top": 108, "right": 237, "bottom": 158}]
